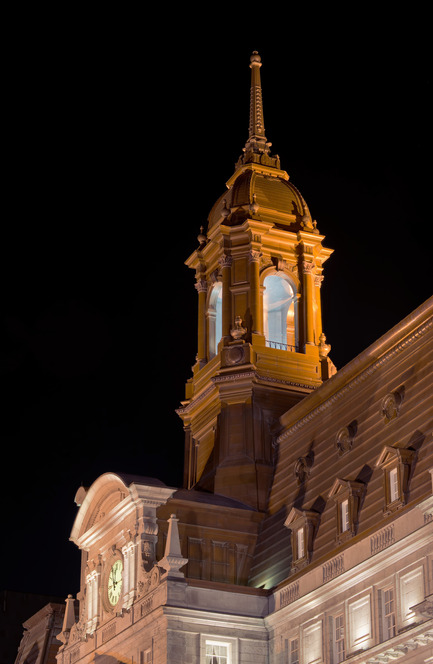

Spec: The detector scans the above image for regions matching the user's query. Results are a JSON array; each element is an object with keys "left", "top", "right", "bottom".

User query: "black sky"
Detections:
[{"left": 2, "top": 13, "right": 431, "bottom": 602}]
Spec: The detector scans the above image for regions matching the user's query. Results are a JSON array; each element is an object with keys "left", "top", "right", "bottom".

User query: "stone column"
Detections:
[
  {"left": 219, "top": 254, "right": 232, "bottom": 342},
  {"left": 314, "top": 274, "right": 324, "bottom": 343},
  {"left": 249, "top": 250, "right": 262, "bottom": 335},
  {"left": 195, "top": 278, "right": 207, "bottom": 365},
  {"left": 303, "top": 260, "right": 316, "bottom": 346}
]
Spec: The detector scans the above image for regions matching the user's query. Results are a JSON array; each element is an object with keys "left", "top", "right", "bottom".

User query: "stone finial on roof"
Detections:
[{"left": 158, "top": 514, "right": 188, "bottom": 579}]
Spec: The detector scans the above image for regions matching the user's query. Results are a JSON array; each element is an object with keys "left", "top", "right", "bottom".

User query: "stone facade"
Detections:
[{"left": 20, "top": 51, "right": 433, "bottom": 664}]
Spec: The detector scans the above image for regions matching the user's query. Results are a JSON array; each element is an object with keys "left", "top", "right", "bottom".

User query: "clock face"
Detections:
[{"left": 107, "top": 559, "right": 123, "bottom": 606}]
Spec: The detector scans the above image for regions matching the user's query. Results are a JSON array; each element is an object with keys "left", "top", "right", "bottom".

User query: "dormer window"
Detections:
[
  {"left": 328, "top": 478, "right": 366, "bottom": 543},
  {"left": 284, "top": 508, "right": 320, "bottom": 572},
  {"left": 376, "top": 445, "right": 416, "bottom": 515}
]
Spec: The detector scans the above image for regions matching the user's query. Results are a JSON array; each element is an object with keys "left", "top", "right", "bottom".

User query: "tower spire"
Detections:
[{"left": 237, "top": 51, "right": 280, "bottom": 170}]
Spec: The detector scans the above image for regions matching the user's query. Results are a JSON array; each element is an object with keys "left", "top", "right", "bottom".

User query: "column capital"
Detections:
[
  {"left": 249, "top": 249, "right": 262, "bottom": 263},
  {"left": 195, "top": 279, "right": 208, "bottom": 293},
  {"left": 219, "top": 254, "right": 232, "bottom": 269}
]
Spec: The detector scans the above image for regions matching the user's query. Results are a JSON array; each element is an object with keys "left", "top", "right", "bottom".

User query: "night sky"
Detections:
[{"left": 2, "top": 14, "right": 431, "bottom": 606}]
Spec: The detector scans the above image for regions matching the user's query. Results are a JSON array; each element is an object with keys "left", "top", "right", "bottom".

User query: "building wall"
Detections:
[
  {"left": 250, "top": 301, "right": 433, "bottom": 589},
  {"left": 267, "top": 499, "right": 433, "bottom": 663}
]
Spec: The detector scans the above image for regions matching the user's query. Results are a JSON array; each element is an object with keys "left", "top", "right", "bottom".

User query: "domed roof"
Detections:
[
  {"left": 206, "top": 52, "right": 315, "bottom": 233},
  {"left": 208, "top": 163, "right": 311, "bottom": 231}
]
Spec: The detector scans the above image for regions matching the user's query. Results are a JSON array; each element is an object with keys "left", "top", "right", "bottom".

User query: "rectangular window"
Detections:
[
  {"left": 340, "top": 499, "right": 349, "bottom": 533},
  {"left": 205, "top": 641, "right": 229, "bottom": 664},
  {"left": 289, "top": 638, "right": 299, "bottom": 664},
  {"left": 297, "top": 527, "right": 305, "bottom": 559},
  {"left": 383, "top": 587, "right": 396, "bottom": 640},
  {"left": 334, "top": 614, "right": 345, "bottom": 663},
  {"left": 389, "top": 468, "right": 399, "bottom": 503}
]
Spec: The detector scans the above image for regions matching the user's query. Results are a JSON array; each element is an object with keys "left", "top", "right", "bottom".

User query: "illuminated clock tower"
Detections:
[{"left": 177, "top": 51, "right": 335, "bottom": 510}]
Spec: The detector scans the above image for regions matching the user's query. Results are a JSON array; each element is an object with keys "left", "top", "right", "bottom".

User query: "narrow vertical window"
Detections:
[
  {"left": 334, "top": 614, "right": 345, "bottom": 663},
  {"left": 383, "top": 587, "right": 396, "bottom": 639},
  {"left": 340, "top": 499, "right": 349, "bottom": 533},
  {"left": 208, "top": 283, "right": 223, "bottom": 359},
  {"left": 289, "top": 638, "right": 299, "bottom": 664},
  {"left": 389, "top": 467, "right": 399, "bottom": 503},
  {"left": 297, "top": 527, "right": 305, "bottom": 559}
]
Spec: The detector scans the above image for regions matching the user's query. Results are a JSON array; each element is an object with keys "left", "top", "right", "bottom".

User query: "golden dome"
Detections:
[{"left": 208, "top": 163, "right": 311, "bottom": 231}]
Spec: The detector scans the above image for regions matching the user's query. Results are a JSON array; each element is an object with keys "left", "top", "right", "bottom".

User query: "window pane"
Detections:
[
  {"left": 205, "top": 642, "right": 229, "bottom": 664},
  {"left": 341, "top": 499, "right": 349, "bottom": 532},
  {"left": 389, "top": 468, "right": 399, "bottom": 502},
  {"left": 297, "top": 527, "right": 304, "bottom": 559}
]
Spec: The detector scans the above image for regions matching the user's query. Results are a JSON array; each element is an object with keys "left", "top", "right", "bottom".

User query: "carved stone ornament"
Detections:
[
  {"left": 194, "top": 278, "right": 208, "bottom": 293},
  {"left": 223, "top": 345, "right": 245, "bottom": 366},
  {"left": 137, "top": 563, "right": 161, "bottom": 598},
  {"left": 318, "top": 333, "right": 331, "bottom": 359},
  {"left": 294, "top": 455, "right": 313, "bottom": 485},
  {"left": 302, "top": 260, "right": 315, "bottom": 274},
  {"left": 381, "top": 388, "right": 404, "bottom": 423},
  {"left": 230, "top": 316, "right": 247, "bottom": 341},
  {"left": 335, "top": 422, "right": 357, "bottom": 456},
  {"left": 249, "top": 249, "right": 262, "bottom": 263},
  {"left": 218, "top": 254, "right": 232, "bottom": 269}
]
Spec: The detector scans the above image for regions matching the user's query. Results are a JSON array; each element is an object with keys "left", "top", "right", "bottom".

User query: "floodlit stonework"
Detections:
[{"left": 17, "top": 51, "right": 433, "bottom": 664}]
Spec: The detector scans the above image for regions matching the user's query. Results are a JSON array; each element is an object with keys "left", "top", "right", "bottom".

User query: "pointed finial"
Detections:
[
  {"left": 236, "top": 52, "right": 280, "bottom": 170},
  {"left": 158, "top": 514, "right": 188, "bottom": 578},
  {"left": 197, "top": 226, "right": 206, "bottom": 245}
]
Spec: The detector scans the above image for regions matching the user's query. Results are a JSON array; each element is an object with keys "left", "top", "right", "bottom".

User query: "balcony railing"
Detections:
[{"left": 266, "top": 339, "right": 298, "bottom": 352}]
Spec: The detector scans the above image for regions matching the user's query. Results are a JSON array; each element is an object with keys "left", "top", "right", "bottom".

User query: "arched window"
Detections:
[
  {"left": 208, "top": 282, "right": 222, "bottom": 358},
  {"left": 263, "top": 273, "right": 297, "bottom": 350}
]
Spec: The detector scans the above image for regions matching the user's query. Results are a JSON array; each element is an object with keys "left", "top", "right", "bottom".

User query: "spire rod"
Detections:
[
  {"left": 236, "top": 52, "right": 280, "bottom": 170},
  {"left": 248, "top": 51, "right": 267, "bottom": 146}
]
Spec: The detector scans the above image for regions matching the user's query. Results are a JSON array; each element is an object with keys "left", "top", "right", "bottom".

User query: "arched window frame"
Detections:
[
  {"left": 207, "top": 281, "right": 223, "bottom": 359},
  {"left": 261, "top": 268, "right": 299, "bottom": 351}
]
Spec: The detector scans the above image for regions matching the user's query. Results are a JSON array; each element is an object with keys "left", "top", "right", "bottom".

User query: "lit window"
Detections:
[
  {"left": 263, "top": 273, "right": 297, "bottom": 350},
  {"left": 389, "top": 467, "right": 399, "bottom": 503},
  {"left": 380, "top": 587, "right": 396, "bottom": 641},
  {"left": 205, "top": 641, "right": 229, "bottom": 664},
  {"left": 334, "top": 614, "right": 345, "bottom": 663},
  {"left": 289, "top": 638, "right": 299, "bottom": 664},
  {"left": 340, "top": 499, "right": 349, "bottom": 533},
  {"left": 208, "top": 282, "right": 223, "bottom": 359},
  {"left": 201, "top": 636, "right": 237, "bottom": 664},
  {"left": 297, "top": 527, "right": 305, "bottom": 559}
]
